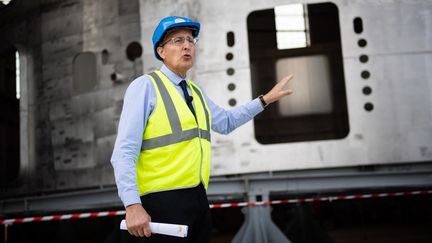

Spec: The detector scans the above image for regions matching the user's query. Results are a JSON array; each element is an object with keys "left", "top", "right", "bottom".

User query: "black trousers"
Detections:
[{"left": 129, "top": 184, "right": 211, "bottom": 243}]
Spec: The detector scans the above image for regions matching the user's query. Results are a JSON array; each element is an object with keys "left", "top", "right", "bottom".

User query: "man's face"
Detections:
[{"left": 157, "top": 28, "right": 196, "bottom": 76}]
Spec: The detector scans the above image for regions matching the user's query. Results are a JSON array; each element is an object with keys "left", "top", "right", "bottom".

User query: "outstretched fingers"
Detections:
[
  {"left": 280, "top": 89, "right": 293, "bottom": 96},
  {"left": 278, "top": 75, "right": 293, "bottom": 87},
  {"left": 263, "top": 75, "right": 294, "bottom": 105},
  {"left": 276, "top": 75, "right": 293, "bottom": 97}
]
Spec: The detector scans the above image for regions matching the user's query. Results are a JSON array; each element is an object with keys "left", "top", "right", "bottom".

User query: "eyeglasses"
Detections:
[{"left": 160, "top": 36, "right": 198, "bottom": 47}]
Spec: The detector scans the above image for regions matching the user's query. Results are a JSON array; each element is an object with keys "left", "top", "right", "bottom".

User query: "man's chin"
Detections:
[{"left": 181, "top": 61, "right": 194, "bottom": 70}]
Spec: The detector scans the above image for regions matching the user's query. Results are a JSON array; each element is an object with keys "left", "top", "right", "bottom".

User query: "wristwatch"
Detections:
[{"left": 258, "top": 95, "right": 268, "bottom": 108}]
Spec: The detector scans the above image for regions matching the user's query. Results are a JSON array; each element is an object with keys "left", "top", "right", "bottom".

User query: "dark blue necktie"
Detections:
[{"left": 179, "top": 80, "right": 196, "bottom": 117}]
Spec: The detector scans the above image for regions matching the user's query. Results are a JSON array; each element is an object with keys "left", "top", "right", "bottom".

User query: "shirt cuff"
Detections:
[
  {"left": 122, "top": 190, "right": 142, "bottom": 208},
  {"left": 249, "top": 97, "right": 265, "bottom": 115}
]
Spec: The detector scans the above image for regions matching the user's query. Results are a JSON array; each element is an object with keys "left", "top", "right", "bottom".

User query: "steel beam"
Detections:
[{"left": 1, "top": 163, "right": 432, "bottom": 216}]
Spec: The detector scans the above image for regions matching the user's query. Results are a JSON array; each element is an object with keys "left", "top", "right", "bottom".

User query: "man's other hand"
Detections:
[{"left": 125, "top": 203, "right": 152, "bottom": 237}]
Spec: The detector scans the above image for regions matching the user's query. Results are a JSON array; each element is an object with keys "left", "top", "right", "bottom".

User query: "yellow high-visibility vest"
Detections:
[{"left": 136, "top": 71, "right": 212, "bottom": 195}]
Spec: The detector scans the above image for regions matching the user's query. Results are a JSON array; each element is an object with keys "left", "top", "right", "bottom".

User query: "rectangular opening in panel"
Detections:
[{"left": 247, "top": 2, "right": 349, "bottom": 144}]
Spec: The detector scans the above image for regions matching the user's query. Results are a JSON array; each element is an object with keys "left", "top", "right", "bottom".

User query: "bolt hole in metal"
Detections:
[
  {"left": 359, "top": 54, "right": 369, "bottom": 63},
  {"left": 364, "top": 102, "right": 374, "bottom": 111},
  {"left": 361, "top": 70, "right": 370, "bottom": 79},
  {"left": 227, "top": 31, "right": 235, "bottom": 47},
  {"left": 363, "top": 86, "right": 372, "bottom": 95},
  {"left": 353, "top": 17, "right": 363, "bottom": 34},
  {"left": 229, "top": 98, "right": 237, "bottom": 106},
  {"left": 227, "top": 68, "right": 235, "bottom": 76},
  {"left": 226, "top": 52, "right": 234, "bottom": 61},
  {"left": 228, "top": 83, "right": 236, "bottom": 91},
  {"left": 358, "top": 38, "right": 367, "bottom": 47}
]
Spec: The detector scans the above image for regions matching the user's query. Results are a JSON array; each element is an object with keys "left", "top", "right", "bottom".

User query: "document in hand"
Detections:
[{"left": 120, "top": 219, "right": 188, "bottom": 238}]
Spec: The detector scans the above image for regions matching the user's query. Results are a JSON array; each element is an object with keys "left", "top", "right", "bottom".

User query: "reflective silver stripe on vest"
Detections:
[
  {"left": 141, "top": 72, "right": 211, "bottom": 151},
  {"left": 148, "top": 72, "right": 182, "bottom": 133},
  {"left": 142, "top": 128, "right": 205, "bottom": 150}
]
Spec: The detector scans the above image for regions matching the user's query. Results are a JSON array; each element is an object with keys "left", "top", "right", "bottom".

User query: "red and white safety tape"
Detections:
[
  {"left": 0, "top": 210, "right": 126, "bottom": 226},
  {"left": 210, "top": 189, "right": 432, "bottom": 208},
  {"left": 1, "top": 189, "right": 431, "bottom": 226}
]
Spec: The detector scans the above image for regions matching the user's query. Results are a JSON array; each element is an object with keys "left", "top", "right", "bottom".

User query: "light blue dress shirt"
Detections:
[{"left": 111, "top": 64, "right": 264, "bottom": 207}]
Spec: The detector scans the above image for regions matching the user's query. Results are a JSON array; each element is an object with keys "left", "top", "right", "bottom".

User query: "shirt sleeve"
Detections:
[
  {"left": 110, "top": 75, "right": 155, "bottom": 207},
  {"left": 199, "top": 86, "right": 264, "bottom": 135}
]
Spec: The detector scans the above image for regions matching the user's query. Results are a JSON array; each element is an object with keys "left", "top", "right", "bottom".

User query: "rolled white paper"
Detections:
[{"left": 120, "top": 219, "right": 188, "bottom": 238}]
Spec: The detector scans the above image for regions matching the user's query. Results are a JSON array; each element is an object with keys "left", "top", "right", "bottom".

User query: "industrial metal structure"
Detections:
[{"left": 1, "top": 0, "right": 431, "bottom": 242}]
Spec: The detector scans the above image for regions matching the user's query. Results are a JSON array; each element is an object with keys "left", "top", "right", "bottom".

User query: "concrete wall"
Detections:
[{"left": 0, "top": 0, "right": 141, "bottom": 196}]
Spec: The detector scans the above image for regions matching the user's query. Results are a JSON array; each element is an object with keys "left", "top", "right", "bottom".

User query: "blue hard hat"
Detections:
[{"left": 152, "top": 16, "right": 200, "bottom": 61}]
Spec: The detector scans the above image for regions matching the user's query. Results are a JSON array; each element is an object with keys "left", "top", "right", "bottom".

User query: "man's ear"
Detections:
[{"left": 157, "top": 46, "right": 165, "bottom": 60}]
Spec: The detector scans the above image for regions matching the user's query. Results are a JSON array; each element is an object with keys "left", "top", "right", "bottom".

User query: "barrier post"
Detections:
[{"left": 4, "top": 223, "right": 8, "bottom": 243}]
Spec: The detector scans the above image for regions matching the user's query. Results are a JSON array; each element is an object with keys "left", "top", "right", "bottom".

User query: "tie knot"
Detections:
[{"left": 179, "top": 80, "right": 188, "bottom": 89}]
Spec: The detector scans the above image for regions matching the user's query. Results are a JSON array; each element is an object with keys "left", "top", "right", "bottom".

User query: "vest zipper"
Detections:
[
  {"left": 197, "top": 118, "right": 204, "bottom": 185},
  {"left": 191, "top": 87, "right": 204, "bottom": 186}
]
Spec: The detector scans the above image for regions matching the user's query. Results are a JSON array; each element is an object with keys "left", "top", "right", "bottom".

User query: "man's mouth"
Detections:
[{"left": 183, "top": 54, "right": 192, "bottom": 58}]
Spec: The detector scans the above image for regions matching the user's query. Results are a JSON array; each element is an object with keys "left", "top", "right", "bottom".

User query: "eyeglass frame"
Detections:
[{"left": 159, "top": 36, "right": 199, "bottom": 47}]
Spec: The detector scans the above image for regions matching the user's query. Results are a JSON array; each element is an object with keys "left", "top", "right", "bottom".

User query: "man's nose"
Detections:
[{"left": 182, "top": 43, "right": 192, "bottom": 51}]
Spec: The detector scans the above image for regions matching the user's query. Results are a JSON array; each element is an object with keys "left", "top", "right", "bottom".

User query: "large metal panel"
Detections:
[{"left": 140, "top": 0, "right": 432, "bottom": 175}]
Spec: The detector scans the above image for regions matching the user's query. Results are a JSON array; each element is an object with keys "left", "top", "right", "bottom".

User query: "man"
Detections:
[{"left": 111, "top": 16, "right": 293, "bottom": 242}]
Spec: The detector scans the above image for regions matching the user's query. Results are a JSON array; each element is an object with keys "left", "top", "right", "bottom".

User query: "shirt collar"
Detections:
[{"left": 160, "top": 64, "right": 188, "bottom": 86}]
